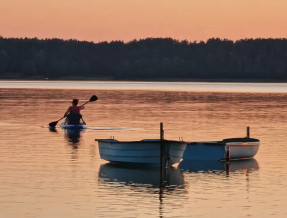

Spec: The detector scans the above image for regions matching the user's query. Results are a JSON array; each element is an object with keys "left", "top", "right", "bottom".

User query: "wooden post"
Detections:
[
  {"left": 160, "top": 123, "right": 164, "bottom": 167},
  {"left": 225, "top": 161, "right": 230, "bottom": 177},
  {"left": 160, "top": 122, "right": 164, "bottom": 187},
  {"left": 247, "top": 126, "right": 250, "bottom": 138},
  {"left": 225, "top": 144, "right": 230, "bottom": 162}
]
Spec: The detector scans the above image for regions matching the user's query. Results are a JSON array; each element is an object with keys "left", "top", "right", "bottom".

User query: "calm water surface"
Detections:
[{"left": 1, "top": 81, "right": 287, "bottom": 217}]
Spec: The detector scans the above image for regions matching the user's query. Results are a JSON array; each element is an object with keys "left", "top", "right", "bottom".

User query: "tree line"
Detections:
[{"left": 0, "top": 37, "right": 287, "bottom": 81}]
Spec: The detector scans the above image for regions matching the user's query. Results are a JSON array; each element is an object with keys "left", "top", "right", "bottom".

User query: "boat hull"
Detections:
[
  {"left": 225, "top": 142, "right": 259, "bottom": 159},
  {"left": 60, "top": 122, "right": 87, "bottom": 129},
  {"left": 224, "top": 138, "right": 260, "bottom": 159},
  {"left": 183, "top": 142, "right": 225, "bottom": 161},
  {"left": 96, "top": 139, "right": 187, "bottom": 165},
  {"left": 183, "top": 138, "right": 260, "bottom": 161}
]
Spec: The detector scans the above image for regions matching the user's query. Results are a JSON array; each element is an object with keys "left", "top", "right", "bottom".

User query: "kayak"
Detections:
[{"left": 60, "top": 122, "right": 87, "bottom": 129}]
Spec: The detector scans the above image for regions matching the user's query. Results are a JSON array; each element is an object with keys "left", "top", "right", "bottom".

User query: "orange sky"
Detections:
[{"left": 1, "top": 0, "right": 287, "bottom": 42}]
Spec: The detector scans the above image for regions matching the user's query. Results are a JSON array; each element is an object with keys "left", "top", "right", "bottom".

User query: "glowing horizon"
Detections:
[{"left": 1, "top": 0, "right": 287, "bottom": 43}]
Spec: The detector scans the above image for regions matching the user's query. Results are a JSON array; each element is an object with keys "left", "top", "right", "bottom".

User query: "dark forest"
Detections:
[{"left": 0, "top": 37, "right": 287, "bottom": 81}]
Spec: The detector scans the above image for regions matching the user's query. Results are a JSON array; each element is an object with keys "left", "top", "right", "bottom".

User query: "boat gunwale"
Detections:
[
  {"left": 222, "top": 137, "right": 260, "bottom": 143},
  {"left": 95, "top": 139, "right": 187, "bottom": 144},
  {"left": 187, "top": 137, "right": 260, "bottom": 146},
  {"left": 60, "top": 122, "right": 87, "bottom": 129},
  {"left": 225, "top": 142, "right": 260, "bottom": 146},
  {"left": 187, "top": 141, "right": 224, "bottom": 146}
]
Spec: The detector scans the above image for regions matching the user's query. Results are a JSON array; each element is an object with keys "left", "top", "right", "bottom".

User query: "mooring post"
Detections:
[
  {"left": 225, "top": 144, "right": 230, "bottom": 162},
  {"left": 225, "top": 161, "right": 230, "bottom": 177},
  {"left": 160, "top": 122, "right": 164, "bottom": 186},
  {"left": 247, "top": 126, "right": 250, "bottom": 138}
]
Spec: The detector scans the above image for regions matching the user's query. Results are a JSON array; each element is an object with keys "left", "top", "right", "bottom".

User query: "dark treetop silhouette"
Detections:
[{"left": 1, "top": 37, "right": 287, "bottom": 81}]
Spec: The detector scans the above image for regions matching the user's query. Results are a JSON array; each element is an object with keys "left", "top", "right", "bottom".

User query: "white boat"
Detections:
[
  {"left": 96, "top": 139, "right": 187, "bottom": 165},
  {"left": 223, "top": 138, "right": 260, "bottom": 159},
  {"left": 60, "top": 122, "right": 87, "bottom": 129},
  {"left": 183, "top": 138, "right": 260, "bottom": 161}
]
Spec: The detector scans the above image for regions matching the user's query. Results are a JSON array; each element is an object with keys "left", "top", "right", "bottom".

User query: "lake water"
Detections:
[{"left": 1, "top": 81, "right": 287, "bottom": 217}]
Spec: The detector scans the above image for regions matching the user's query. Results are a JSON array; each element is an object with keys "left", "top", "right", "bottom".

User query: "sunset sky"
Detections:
[{"left": 1, "top": 0, "right": 287, "bottom": 43}]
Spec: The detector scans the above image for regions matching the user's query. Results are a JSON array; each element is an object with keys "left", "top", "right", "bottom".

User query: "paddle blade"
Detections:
[
  {"left": 89, "top": 95, "right": 98, "bottom": 102},
  {"left": 49, "top": 121, "right": 58, "bottom": 127}
]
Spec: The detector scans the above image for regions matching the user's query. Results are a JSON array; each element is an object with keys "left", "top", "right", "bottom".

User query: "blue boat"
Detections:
[
  {"left": 183, "top": 138, "right": 260, "bottom": 161},
  {"left": 60, "top": 122, "right": 87, "bottom": 129}
]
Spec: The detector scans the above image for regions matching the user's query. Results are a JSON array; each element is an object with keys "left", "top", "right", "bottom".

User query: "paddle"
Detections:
[
  {"left": 49, "top": 116, "right": 65, "bottom": 128},
  {"left": 81, "top": 95, "right": 98, "bottom": 106},
  {"left": 81, "top": 118, "right": 86, "bottom": 125},
  {"left": 48, "top": 95, "right": 98, "bottom": 127}
]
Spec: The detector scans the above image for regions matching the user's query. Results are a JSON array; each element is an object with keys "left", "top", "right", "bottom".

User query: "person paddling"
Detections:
[
  {"left": 64, "top": 99, "right": 85, "bottom": 124},
  {"left": 49, "top": 95, "right": 98, "bottom": 128}
]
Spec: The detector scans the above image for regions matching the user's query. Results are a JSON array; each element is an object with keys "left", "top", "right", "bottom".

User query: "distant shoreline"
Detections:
[
  {"left": 1, "top": 78, "right": 287, "bottom": 83},
  {"left": 1, "top": 38, "right": 287, "bottom": 83}
]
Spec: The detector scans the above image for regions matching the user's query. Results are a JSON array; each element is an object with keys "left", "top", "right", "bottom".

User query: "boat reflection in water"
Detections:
[
  {"left": 49, "top": 126, "right": 85, "bottom": 147},
  {"left": 98, "top": 163, "right": 185, "bottom": 217},
  {"left": 64, "top": 129, "right": 86, "bottom": 145},
  {"left": 99, "top": 163, "right": 184, "bottom": 189},
  {"left": 179, "top": 158, "right": 259, "bottom": 175}
]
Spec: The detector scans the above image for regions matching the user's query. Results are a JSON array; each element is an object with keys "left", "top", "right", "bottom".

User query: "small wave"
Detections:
[
  {"left": 42, "top": 126, "right": 139, "bottom": 131},
  {"left": 87, "top": 127, "right": 139, "bottom": 131}
]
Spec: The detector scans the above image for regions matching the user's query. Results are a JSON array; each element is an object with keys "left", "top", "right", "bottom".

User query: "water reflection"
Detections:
[
  {"left": 179, "top": 159, "right": 259, "bottom": 175},
  {"left": 64, "top": 129, "right": 85, "bottom": 145},
  {"left": 49, "top": 126, "right": 85, "bottom": 146},
  {"left": 3, "top": 86, "right": 286, "bottom": 217},
  {"left": 49, "top": 126, "right": 58, "bottom": 133},
  {"left": 49, "top": 127, "right": 85, "bottom": 145},
  {"left": 99, "top": 163, "right": 184, "bottom": 189},
  {"left": 98, "top": 163, "right": 186, "bottom": 218}
]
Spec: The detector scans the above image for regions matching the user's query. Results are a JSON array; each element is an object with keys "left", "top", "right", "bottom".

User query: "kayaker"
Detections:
[{"left": 64, "top": 99, "right": 85, "bottom": 124}]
